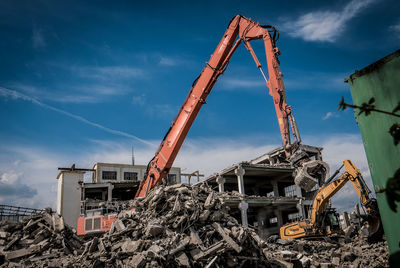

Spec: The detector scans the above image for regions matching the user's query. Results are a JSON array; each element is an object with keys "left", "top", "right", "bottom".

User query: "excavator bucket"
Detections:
[
  {"left": 364, "top": 199, "right": 384, "bottom": 242},
  {"left": 366, "top": 214, "right": 384, "bottom": 242}
]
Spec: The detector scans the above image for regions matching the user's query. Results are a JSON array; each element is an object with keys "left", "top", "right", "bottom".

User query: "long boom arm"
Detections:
[
  {"left": 135, "top": 15, "right": 300, "bottom": 198},
  {"left": 309, "top": 159, "right": 372, "bottom": 224}
]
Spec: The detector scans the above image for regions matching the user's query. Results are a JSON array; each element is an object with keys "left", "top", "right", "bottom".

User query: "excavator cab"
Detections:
[{"left": 320, "top": 208, "right": 341, "bottom": 235}]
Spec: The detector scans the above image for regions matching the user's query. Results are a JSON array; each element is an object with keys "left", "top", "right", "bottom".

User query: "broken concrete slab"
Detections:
[
  {"left": 128, "top": 253, "right": 147, "bottom": 268},
  {"left": 121, "top": 239, "right": 142, "bottom": 255},
  {"left": 114, "top": 220, "right": 126, "bottom": 232},
  {"left": 204, "top": 191, "right": 215, "bottom": 209},
  {"left": 0, "top": 231, "right": 9, "bottom": 239},
  {"left": 212, "top": 222, "right": 241, "bottom": 253},
  {"left": 145, "top": 223, "right": 164, "bottom": 237},
  {"left": 5, "top": 247, "right": 36, "bottom": 260},
  {"left": 175, "top": 251, "right": 190, "bottom": 267}
]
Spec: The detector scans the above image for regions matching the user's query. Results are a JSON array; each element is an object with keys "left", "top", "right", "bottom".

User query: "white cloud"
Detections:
[
  {"left": 159, "top": 57, "right": 178, "bottom": 66},
  {"left": 0, "top": 166, "right": 38, "bottom": 205},
  {"left": 0, "top": 147, "right": 59, "bottom": 208},
  {"left": 10, "top": 63, "right": 147, "bottom": 104},
  {"left": 158, "top": 55, "right": 194, "bottom": 67},
  {"left": 0, "top": 133, "right": 371, "bottom": 213},
  {"left": 322, "top": 111, "right": 340, "bottom": 120},
  {"left": 219, "top": 77, "right": 265, "bottom": 90},
  {"left": 323, "top": 112, "right": 334, "bottom": 120},
  {"left": 0, "top": 137, "right": 277, "bottom": 208},
  {"left": 75, "top": 66, "right": 145, "bottom": 80},
  {"left": 284, "top": 71, "right": 346, "bottom": 91},
  {"left": 50, "top": 94, "right": 101, "bottom": 104},
  {"left": 282, "top": 0, "right": 376, "bottom": 42},
  {"left": 218, "top": 71, "right": 346, "bottom": 92},
  {"left": 1, "top": 171, "right": 22, "bottom": 184},
  {"left": 9, "top": 83, "right": 105, "bottom": 104},
  {"left": 32, "top": 27, "right": 46, "bottom": 49},
  {"left": 0, "top": 87, "right": 154, "bottom": 146},
  {"left": 130, "top": 93, "right": 176, "bottom": 119},
  {"left": 175, "top": 139, "right": 277, "bottom": 176},
  {"left": 132, "top": 94, "right": 146, "bottom": 106},
  {"left": 389, "top": 21, "right": 400, "bottom": 39},
  {"left": 145, "top": 103, "right": 177, "bottom": 119},
  {"left": 8, "top": 81, "right": 137, "bottom": 105}
]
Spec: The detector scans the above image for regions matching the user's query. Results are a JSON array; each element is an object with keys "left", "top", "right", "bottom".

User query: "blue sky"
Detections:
[{"left": 0, "top": 0, "right": 399, "bottom": 211}]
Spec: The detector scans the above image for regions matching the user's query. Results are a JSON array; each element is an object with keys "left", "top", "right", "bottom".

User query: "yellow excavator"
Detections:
[{"left": 280, "top": 159, "right": 383, "bottom": 241}]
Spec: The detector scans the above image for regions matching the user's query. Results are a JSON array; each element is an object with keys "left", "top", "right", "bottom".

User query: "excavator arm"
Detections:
[
  {"left": 309, "top": 160, "right": 361, "bottom": 224},
  {"left": 135, "top": 15, "right": 300, "bottom": 198},
  {"left": 280, "top": 160, "right": 383, "bottom": 240},
  {"left": 310, "top": 160, "right": 377, "bottom": 223}
]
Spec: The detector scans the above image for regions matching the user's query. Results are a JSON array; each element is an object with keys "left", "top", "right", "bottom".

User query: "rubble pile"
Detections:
[
  {"left": 0, "top": 184, "right": 390, "bottom": 267},
  {"left": 0, "top": 208, "right": 84, "bottom": 267},
  {"left": 88, "top": 183, "right": 273, "bottom": 267},
  {"left": 262, "top": 235, "right": 389, "bottom": 267}
]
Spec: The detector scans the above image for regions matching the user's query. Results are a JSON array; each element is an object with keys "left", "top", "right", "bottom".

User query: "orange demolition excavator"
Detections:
[
  {"left": 135, "top": 14, "right": 302, "bottom": 199},
  {"left": 78, "top": 15, "right": 308, "bottom": 235}
]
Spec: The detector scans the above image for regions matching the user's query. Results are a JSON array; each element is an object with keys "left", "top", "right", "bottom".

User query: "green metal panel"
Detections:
[{"left": 346, "top": 49, "right": 400, "bottom": 264}]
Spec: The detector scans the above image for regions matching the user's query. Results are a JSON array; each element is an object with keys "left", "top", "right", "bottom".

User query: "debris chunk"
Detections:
[
  {"left": 212, "top": 222, "right": 241, "bottom": 253},
  {"left": 175, "top": 252, "right": 190, "bottom": 267}
]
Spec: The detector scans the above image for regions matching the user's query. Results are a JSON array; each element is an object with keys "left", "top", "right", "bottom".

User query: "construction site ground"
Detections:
[{"left": 0, "top": 184, "right": 389, "bottom": 267}]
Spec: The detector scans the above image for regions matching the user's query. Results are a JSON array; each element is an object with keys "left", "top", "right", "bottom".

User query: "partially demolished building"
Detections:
[
  {"left": 56, "top": 163, "right": 182, "bottom": 229},
  {"left": 56, "top": 145, "right": 326, "bottom": 239},
  {"left": 205, "top": 144, "right": 324, "bottom": 238}
]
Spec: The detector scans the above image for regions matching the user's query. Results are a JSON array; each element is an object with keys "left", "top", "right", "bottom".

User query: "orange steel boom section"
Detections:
[{"left": 135, "top": 15, "right": 300, "bottom": 198}]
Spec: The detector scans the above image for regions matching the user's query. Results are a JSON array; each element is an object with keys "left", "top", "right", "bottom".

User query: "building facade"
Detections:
[{"left": 56, "top": 163, "right": 182, "bottom": 229}]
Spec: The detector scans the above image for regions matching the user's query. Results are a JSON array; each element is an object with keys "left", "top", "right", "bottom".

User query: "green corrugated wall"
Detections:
[{"left": 346, "top": 49, "right": 400, "bottom": 265}]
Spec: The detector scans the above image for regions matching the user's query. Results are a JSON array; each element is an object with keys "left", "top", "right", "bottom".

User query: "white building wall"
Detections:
[
  {"left": 99, "top": 166, "right": 122, "bottom": 182},
  {"left": 56, "top": 176, "right": 63, "bottom": 214},
  {"left": 95, "top": 163, "right": 181, "bottom": 183},
  {"left": 98, "top": 166, "right": 145, "bottom": 182},
  {"left": 120, "top": 167, "right": 142, "bottom": 181},
  {"left": 56, "top": 171, "right": 83, "bottom": 229}
]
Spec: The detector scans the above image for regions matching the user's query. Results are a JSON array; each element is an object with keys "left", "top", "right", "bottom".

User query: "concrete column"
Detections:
[
  {"left": 235, "top": 165, "right": 245, "bottom": 195},
  {"left": 276, "top": 209, "right": 283, "bottom": 227},
  {"left": 216, "top": 176, "right": 225, "bottom": 193},
  {"left": 343, "top": 212, "right": 351, "bottom": 228},
  {"left": 296, "top": 199, "right": 304, "bottom": 219},
  {"left": 107, "top": 184, "right": 114, "bottom": 202},
  {"left": 239, "top": 201, "right": 249, "bottom": 227},
  {"left": 295, "top": 185, "right": 302, "bottom": 197},
  {"left": 81, "top": 183, "right": 85, "bottom": 201},
  {"left": 272, "top": 180, "right": 279, "bottom": 197}
]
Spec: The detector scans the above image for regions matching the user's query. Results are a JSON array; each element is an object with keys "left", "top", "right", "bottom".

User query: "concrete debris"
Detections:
[
  {"left": 0, "top": 184, "right": 390, "bottom": 267},
  {"left": 175, "top": 251, "right": 190, "bottom": 267},
  {"left": 113, "top": 219, "right": 126, "bottom": 232},
  {"left": 0, "top": 208, "right": 83, "bottom": 266},
  {"left": 294, "top": 160, "right": 330, "bottom": 191}
]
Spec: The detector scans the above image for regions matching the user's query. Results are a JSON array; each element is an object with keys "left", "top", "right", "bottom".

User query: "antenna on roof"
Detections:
[{"left": 131, "top": 146, "right": 135, "bottom": 166}]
